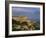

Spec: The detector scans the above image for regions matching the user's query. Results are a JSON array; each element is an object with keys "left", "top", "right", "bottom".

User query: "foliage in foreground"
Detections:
[{"left": 12, "top": 19, "right": 40, "bottom": 31}]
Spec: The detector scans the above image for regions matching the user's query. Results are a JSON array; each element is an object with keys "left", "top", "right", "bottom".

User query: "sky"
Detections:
[{"left": 12, "top": 7, "right": 40, "bottom": 21}]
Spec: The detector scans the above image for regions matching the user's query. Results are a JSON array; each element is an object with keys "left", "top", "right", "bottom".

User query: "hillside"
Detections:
[{"left": 12, "top": 16, "right": 40, "bottom": 31}]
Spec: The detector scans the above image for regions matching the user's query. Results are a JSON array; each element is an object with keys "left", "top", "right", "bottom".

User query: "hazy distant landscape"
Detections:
[{"left": 12, "top": 7, "right": 40, "bottom": 31}]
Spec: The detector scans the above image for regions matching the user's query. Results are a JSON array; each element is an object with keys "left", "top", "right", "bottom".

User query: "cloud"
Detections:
[{"left": 12, "top": 7, "right": 40, "bottom": 20}]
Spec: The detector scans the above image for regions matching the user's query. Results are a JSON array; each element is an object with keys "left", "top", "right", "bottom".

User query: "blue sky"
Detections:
[{"left": 12, "top": 7, "right": 40, "bottom": 21}]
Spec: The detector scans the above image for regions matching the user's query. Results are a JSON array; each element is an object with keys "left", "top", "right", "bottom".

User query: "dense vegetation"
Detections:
[{"left": 12, "top": 18, "right": 40, "bottom": 31}]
